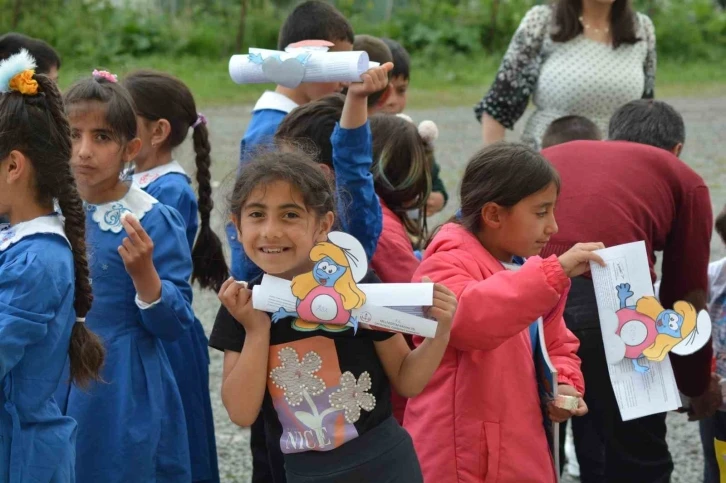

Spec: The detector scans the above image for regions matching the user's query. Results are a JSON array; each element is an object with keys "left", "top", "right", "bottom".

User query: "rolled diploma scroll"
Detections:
[{"left": 229, "top": 49, "right": 380, "bottom": 85}]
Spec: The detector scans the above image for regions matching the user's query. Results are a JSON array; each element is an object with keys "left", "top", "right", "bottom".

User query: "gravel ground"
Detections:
[{"left": 174, "top": 96, "right": 726, "bottom": 482}]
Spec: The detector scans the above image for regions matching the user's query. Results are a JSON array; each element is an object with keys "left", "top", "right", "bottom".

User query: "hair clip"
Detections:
[
  {"left": 192, "top": 113, "right": 208, "bottom": 129},
  {"left": 75, "top": 317, "right": 86, "bottom": 323},
  {"left": 92, "top": 70, "right": 118, "bottom": 83},
  {"left": 0, "top": 49, "right": 38, "bottom": 95},
  {"left": 417, "top": 120, "right": 439, "bottom": 144}
]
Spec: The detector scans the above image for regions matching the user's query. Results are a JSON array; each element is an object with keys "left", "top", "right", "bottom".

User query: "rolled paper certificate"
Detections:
[
  {"left": 554, "top": 394, "right": 580, "bottom": 411},
  {"left": 229, "top": 48, "right": 380, "bottom": 88}
]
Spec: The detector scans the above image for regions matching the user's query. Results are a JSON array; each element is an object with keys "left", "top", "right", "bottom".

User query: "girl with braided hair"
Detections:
[
  {"left": 122, "top": 70, "right": 224, "bottom": 483},
  {"left": 54, "top": 69, "right": 195, "bottom": 482},
  {"left": 0, "top": 50, "right": 104, "bottom": 482}
]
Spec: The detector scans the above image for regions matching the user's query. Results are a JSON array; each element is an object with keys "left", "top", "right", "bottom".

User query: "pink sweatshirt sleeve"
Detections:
[
  {"left": 545, "top": 319, "right": 585, "bottom": 394},
  {"left": 370, "top": 221, "right": 420, "bottom": 283},
  {"left": 415, "top": 252, "right": 569, "bottom": 352}
]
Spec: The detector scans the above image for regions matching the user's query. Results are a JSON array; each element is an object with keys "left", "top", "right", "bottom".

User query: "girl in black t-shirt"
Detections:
[{"left": 210, "top": 152, "right": 456, "bottom": 483}]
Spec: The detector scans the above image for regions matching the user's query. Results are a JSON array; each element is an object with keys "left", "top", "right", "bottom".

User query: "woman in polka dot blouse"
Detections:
[{"left": 475, "top": 0, "right": 656, "bottom": 150}]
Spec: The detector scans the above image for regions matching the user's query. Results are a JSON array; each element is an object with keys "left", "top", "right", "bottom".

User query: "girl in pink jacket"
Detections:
[{"left": 405, "top": 142, "right": 604, "bottom": 483}]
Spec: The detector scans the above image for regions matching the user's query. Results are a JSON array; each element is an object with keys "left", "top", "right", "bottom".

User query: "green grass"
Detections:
[{"left": 60, "top": 54, "right": 726, "bottom": 109}]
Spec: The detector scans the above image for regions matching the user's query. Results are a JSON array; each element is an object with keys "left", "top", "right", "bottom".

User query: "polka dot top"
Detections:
[{"left": 474, "top": 5, "right": 656, "bottom": 150}]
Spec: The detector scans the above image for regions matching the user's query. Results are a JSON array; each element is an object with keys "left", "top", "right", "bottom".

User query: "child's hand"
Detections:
[
  {"left": 547, "top": 385, "right": 588, "bottom": 423},
  {"left": 422, "top": 276, "right": 457, "bottom": 341},
  {"left": 426, "top": 192, "right": 446, "bottom": 216},
  {"left": 119, "top": 212, "right": 161, "bottom": 303},
  {"left": 347, "top": 62, "right": 394, "bottom": 100},
  {"left": 558, "top": 242, "right": 606, "bottom": 278},
  {"left": 218, "top": 278, "right": 271, "bottom": 335}
]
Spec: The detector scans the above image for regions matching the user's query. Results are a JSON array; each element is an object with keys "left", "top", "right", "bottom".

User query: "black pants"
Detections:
[
  {"left": 565, "top": 278, "right": 673, "bottom": 483},
  {"left": 251, "top": 413, "right": 287, "bottom": 483}
]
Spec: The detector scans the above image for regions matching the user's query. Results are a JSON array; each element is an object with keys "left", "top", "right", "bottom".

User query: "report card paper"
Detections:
[{"left": 590, "top": 241, "right": 681, "bottom": 421}]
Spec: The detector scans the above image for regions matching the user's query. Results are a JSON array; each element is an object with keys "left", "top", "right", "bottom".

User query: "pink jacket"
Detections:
[
  {"left": 404, "top": 223, "right": 584, "bottom": 483},
  {"left": 370, "top": 201, "right": 420, "bottom": 283}
]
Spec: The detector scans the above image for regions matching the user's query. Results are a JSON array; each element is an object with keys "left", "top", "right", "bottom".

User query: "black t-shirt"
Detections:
[{"left": 209, "top": 272, "right": 395, "bottom": 456}]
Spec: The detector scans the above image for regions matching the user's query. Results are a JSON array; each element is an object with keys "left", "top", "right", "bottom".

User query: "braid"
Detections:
[
  {"left": 35, "top": 75, "right": 105, "bottom": 388},
  {"left": 191, "top": 124, "right": 228, "bottom": 291}
]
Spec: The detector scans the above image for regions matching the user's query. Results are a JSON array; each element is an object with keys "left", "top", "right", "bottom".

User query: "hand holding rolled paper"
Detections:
[{"left": 228, "top": 40, "right": 381, "bottom": 89}]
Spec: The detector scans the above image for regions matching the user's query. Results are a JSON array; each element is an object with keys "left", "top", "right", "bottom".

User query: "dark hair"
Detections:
[
  {"left": 382, "top": 38, "right": 410, "bottom": 80},
  {"left": 370, "top": 114, "right": 431, "bottom": 246},
  {"left": 275, "top": 93, "right": 344, "bottom": 168},
  {"left": 123, "top": 70, "right": 229, "bottom": 292},
  {"left": 541, "top": 115, "right": 602, "bottom": 149},
  {"left": 277, "top": 0, "right": 354, "bottom": 50},
  {"left": 0, "top": 71, "right": 104, "bottom": 388},
  {"left": 352, "top": 35, "right": 393, "bottom": 107},
  {"left": 64, "top": 75, "right": 138, "bottom": 145},
  {"left": 0, "top": 33, "right": 61, "bottom": 74},
  {"left": 229, "top": 151, "right": 336, "bottom": 225},
  {"left": 551, "top": 0, "right": 641, "bottom": 49},
  {"left": 716, "top": 205, "right": 726, "bottom": 245},
  {"left": 457, "top": 142, "right": 561, "bottom": 234},
  {"left": 608, "top": 100, "right": 685, "bottom": 152}
]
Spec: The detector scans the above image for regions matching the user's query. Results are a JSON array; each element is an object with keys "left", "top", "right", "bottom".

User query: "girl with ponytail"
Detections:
[
  {"left": 0, "top": 50, "right": 104, "bottom": 482},
  {"left": 122, "top": 70, "right": 222, "bottom": 483}
]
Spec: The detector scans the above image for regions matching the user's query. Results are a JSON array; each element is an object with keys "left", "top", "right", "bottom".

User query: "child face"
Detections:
[
  {"left": 302, "top": 39, "right": 353, "bottom": 101},
  {"left": 237, "top": 180, "right": 333, "bottom": 279},
  {"left": 381, "top": 75, "right": 409, "bottom": 114},
  {"left": 69, "top": 102, "right": 138, "bottom": 197},
  {"left": 487, "top": 182, "right": 559, "bottom": 261}
]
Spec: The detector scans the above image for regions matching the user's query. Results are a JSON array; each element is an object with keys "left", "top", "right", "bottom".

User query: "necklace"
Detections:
[{"left": 579, "top": 16, "right": 610, "bottom": 34}]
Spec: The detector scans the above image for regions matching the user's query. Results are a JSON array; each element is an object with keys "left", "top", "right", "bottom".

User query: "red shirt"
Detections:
[{"left": 541, "top": 140, "right": 713, "bottom": 396}]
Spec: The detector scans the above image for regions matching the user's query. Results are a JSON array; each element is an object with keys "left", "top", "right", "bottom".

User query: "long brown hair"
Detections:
[
  {"left": 551, "top": 0, "right": 641, "bottom": 49},
  {"left": 369, "top": 114, "right": 432, "bottom": 247},
  {"left": 0, "top": 71, "right": 105, "bottom": 388},
  {"left": 123, "top": 70, "right": 229, "bottom": 292}
]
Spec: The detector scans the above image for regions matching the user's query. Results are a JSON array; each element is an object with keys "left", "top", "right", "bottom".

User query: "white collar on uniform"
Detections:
[
  {"left": 253, "top": 91, "right": 299, "bottom": 114},
  {"left": 131, "top": 160, "right": 188, "bottom": 188},
  {"left": 0, "top": 214, "right": 69, "bottom": 252},
  {"left": 86, "top": 184, "right": 158, "bottom": 233}
]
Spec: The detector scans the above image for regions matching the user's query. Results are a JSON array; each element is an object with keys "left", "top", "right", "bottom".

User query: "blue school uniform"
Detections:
[
  {"left": 0, "top": 216, "right": 77, "bottom": 483},
  {"left": 228, "top": 91, "right": 299, "bottom": 279},
  {"left": 132, "top": 162, "right": 219, "bottom": 483},
  {"left": 230, "top": 121, "right": 383, "bottom": 282},
  {"left": 54, "top": 186, "right": 194, "bottom": 483}
]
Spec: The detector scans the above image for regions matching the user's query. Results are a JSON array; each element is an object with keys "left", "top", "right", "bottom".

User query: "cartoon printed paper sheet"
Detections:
[
  {"left": 229, "top": 42, "right": 380, "bottom": 88},
  {"left": 590, "top": 241, "right": 682, "bottom": 421},
  {"left": 250, "top": 231, "right": 438, "bottom": 338}
]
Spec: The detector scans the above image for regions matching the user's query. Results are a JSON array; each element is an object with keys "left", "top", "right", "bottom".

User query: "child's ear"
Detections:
[
  {"left": 153, "top": 119, "right": 172, "bottom": 148},
  {"left": 230, "top": 214, "right": 243, "bottom": 240},
  {"left": 124, "top": 138, "right": 143, "bottom": 163},
  {"left": 316, "top": 211, "right": 335, "bottom": 242},
  {"left": 3, "top": 150, "right": 28, "bottom": 184},
  {"left": 317, "top": 163, "right": 333, "bottom": 178},
  {"left": 480, "top": 202, "right": 503, "bottom": 229}
]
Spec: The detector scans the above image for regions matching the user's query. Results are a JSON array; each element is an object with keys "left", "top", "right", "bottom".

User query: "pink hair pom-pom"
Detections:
[{"left": 92, "top": 70, "right": 118, "bottom": 83}]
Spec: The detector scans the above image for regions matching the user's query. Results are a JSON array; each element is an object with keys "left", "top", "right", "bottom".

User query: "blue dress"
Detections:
[
  {"left": 54, "top": 186, "right": 194, "bottom": 483},
  {"left": 132, "top": 162, "right": 219, "bottom": 483},
  {"left": 0, "top": 215, "right": 77, "bottom": 483}
]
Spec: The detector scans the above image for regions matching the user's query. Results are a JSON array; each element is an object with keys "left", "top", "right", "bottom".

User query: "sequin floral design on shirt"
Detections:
[{"left": 269, "top": 342, "right": 376, "bottom": 453}]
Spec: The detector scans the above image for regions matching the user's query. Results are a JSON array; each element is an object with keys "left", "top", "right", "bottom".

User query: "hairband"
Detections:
[
  {"left": 92, "top": 70, "right": 118, "bottom": 83},
  {"left": 76, "top": 317, "right": 86, "bottom": 324},
  {"left": 192, "top": 113, "right": 207, "bottom": 129},
  {"left": 0, "top": 49, "right": 39, "bottom": 96}
]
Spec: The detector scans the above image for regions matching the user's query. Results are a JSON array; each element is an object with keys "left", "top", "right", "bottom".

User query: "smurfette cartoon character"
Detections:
[
  {"left": 272, "top": 232, "right": 367, "bottom": 333},
  {"left": 613, "top": 283, "right": 699, "bottom": 373}
]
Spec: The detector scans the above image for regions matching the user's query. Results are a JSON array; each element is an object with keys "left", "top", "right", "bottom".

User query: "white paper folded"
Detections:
[
  {"left": 252, "top": 275, "right": 437, "bottom": 338},
  {"left": 229, "top": 49, "right": 379, "bottom": 88}
]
